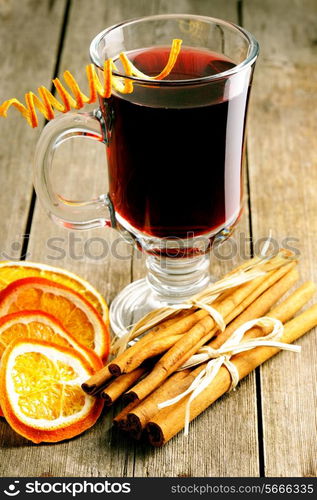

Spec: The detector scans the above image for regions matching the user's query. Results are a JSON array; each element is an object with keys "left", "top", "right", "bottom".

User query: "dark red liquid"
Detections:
[{"left": 100, "top": 47, "right": 250, "bottom": 239}]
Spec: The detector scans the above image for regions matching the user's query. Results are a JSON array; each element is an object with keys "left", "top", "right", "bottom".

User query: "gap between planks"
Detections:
[
  {"left": 238, "top": 0, "right": 266, "bottom": 478},
  {"left": 20, "top": 0, "right": 72, "bottom": 262}
]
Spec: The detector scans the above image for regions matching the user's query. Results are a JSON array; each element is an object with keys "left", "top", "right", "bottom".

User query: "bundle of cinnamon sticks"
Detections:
[{"left": 82, "top": 251, "right": 317, "bottom": 446}]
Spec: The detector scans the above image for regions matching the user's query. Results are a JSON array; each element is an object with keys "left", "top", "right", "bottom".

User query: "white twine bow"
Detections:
[{"left": 158, "top": 316, "right": 301, "bottom": 436}]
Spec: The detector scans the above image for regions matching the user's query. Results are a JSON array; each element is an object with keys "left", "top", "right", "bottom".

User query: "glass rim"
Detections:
[{"left": 89, "top": 13, "right": 259, "bottom": 86}]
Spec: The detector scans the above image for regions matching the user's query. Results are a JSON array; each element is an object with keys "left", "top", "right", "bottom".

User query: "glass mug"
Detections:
[{"left": 34, "top": 14, "right": 259, "bottom": 335}]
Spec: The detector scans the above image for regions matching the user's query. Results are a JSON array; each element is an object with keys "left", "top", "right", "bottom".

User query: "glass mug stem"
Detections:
[
  {"left": 33, "top": 14, "right": 259, "bottom": 336},
  {"left": 146, "top": 254, "right": 210, "bottom": 298}
]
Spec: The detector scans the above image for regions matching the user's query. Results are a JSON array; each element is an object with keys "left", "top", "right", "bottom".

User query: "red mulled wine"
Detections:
[{"left": 99, "top": 46, "right": 250, "bottom": 240}]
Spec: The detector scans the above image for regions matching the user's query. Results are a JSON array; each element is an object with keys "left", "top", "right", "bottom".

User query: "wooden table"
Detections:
[{"left": 0, "top": 0, "right": 316, "bottom": 478}]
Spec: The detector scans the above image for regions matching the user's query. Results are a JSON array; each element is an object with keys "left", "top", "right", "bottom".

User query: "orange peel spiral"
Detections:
[{"left": 0, "top": 39, "right": 182, "bottom": 128}]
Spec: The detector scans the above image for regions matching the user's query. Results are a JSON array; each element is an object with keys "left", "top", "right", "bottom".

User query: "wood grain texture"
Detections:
[
  {"left": 1, "top": 0, "right": 315, "bottom": 479},
  {"left": 131, "top": 0, "right": 259, "bottom": 477},
  {"left": 2, "top": 0, "right": 155, "bottom": 477},
  {"left": 0, "top": 0, "right": 68, "bottom": 476},
  {"left": 0, "top": 0, "right": 260, "bottom": 477},
  {"left": 0, "top": 0, "right": 66, "bottom": 260},
  {"left": 3, "top": 0, "right": 162, "bottom": 478},
  {"left": 244, "top": 0, "right": 317, "bottom": 477}
]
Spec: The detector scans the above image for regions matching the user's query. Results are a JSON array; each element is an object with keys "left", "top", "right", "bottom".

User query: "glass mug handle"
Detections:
[{"left": 33, "top": 110, "right": 115, "bottom": 230}]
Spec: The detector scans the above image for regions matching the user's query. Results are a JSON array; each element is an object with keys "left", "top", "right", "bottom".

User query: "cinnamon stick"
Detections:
[
  {"left": 126, "top": 273, "right": 307, "bottom": 436},
  {"left": 147, "top": 302, "right": 317, "bottom": 446},
  {"left": 171, "top": 265, "right": 298, "bottom": 372},
  {"left": 81, "top": 364, "right": 112, "bottom": 395},
  {"left": 147, "top": 280, "right": 315, "bottom": 432},
  {"left": 83, "top": 254, "right": 295, "bottom": 394},
  {"left": 108, "top": 309, "right": 208, "bottom": 377},
  {"left": 127, "top": 371, "right": 191, "bottom": 439},
  {"left": 121, "top": 334, "right": 185, "bottom": 374},
  {"left": 110, "top": 254, "right": 295, "bottom": 378},
  {"left": 101, "top": 366, "right": 148, "bottom": 406},
  {"left": 113, "top": 401, "right": 140, "bottom": 431},
  {"left": 216, "top": 262, "right": 297, "bottom": 334},
  {"left": 82, "top": 311, "right": 191, "bottom": 393},
  {"left": 184, "top": 279, "right": 314, "bottom": 367},
  {"left": 207, "top": 268, "right": 301, "bottom": 350},
  {"left": 124, "top": 264, "right": 296, "bottom": 403}
]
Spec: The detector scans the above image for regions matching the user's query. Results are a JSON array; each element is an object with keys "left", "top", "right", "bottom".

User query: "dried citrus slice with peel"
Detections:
[
  {"left": 0, "top": 338, "right": 104, "bottom": 443},
  {"left": 0, "top": 261, "right": 109, "bottom": 322},
  {"left": 0, "top": 310, "right": 102, "bottom": 370},
  {"left": 0, "top": 277, "right": 109, "bottom": 359}
]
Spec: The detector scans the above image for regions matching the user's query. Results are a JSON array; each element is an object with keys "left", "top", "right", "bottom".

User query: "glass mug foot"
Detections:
[
  {"left": 33, "top": 15, "right": 259, "bottom": 337},
  {"left": 110, "top": 253, "right": 212, "bottom": 337}
]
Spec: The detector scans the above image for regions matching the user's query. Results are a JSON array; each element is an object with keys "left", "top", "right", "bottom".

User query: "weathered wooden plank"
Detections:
[
  {"left": 0, "top": 0, "right": 68, "bottom": 475},
  {"left": 0, "top": 0, "right": 66, "bottom": 260},
  {"left": 244, "top": 0, "right": 317, "bottom": 477},
  {"left": 132, "top": 0, "right": 259, "bottom": 478},
  {"left": 12, "top": 0, "right": 163, "bottom": 478},
  {"left": 1, "top": 0, "right": 260, "bottom": 477}
]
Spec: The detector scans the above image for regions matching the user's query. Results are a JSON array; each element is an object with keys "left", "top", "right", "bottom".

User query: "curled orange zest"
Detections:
[
  {"left": 121, "top": 38, "right": 183, "bottom": 80},
  {"left": 0, "top": 39, "right": 182, "bottom": 128}
]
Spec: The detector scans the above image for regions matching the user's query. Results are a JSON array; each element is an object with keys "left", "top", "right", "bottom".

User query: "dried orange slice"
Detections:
[
  {"left": 0, "top": 338, "right": 104, "bottom": 443},
  {"left": 0, "top": 261, "right": 109, "bottom": 322},
  {"left": 0, "top": 310, "right": 102, "bottom": 370},
  {"left": 0, "top": 277, "right": 109, "bottom": 359}
]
